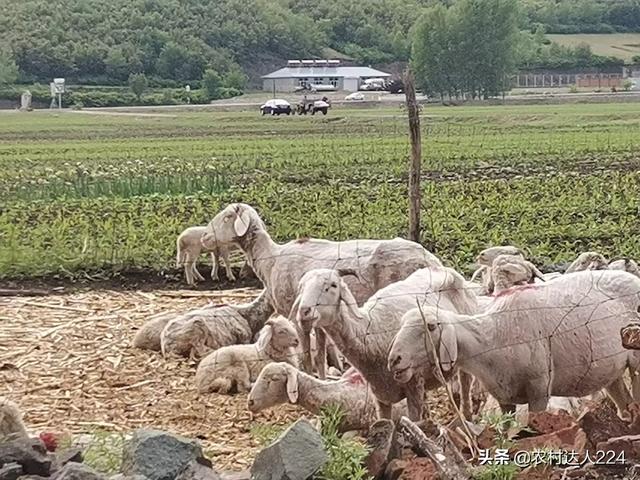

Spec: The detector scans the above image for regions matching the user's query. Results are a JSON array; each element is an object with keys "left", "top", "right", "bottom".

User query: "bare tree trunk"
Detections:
[{"left": 404, "top": 68, "right": 422, "bottom": 243}]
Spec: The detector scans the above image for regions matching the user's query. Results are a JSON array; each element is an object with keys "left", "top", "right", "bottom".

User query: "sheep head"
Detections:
[
  {"left": 293, "top": 268, "right": 360, "bottom": 331},
  {"left": 256, "top": 316, "right": 300, "bottom": 354},
  {"left": 161, "top": 313, "right": 211, "bottom": 358},
  {"left": 609, "top": 258, "right": 640, "bottom": 278},
  {"left": 247, "top": 362, "right": 297, "bottom": 412},
  {"left": 476, "top": 245, "right": 523, "bottom": 266},
  {"left": 565, "top": 251, "right": 608, "bottom": 273},
  {"left": 388, "top": 306, "right": 458, "bottom": 384},
  {"left": 206, "top": 203, "right": 263, "bottom": 246}
]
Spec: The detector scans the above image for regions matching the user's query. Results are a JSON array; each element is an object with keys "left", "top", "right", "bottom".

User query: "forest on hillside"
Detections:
[{"left": 0, "top": 0, "right": 638, "bottom": 86}]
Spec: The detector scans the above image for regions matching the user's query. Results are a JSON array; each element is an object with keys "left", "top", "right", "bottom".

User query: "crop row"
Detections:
[{"left": 2, "top": 172, "right": 638, "bottom": 278}]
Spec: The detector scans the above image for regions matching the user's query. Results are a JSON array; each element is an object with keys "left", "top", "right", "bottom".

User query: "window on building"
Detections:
[
  {"left": 298, "top": 78, "right": 308, "bottom": 86},
  {"left": 329, "top": 77, "right": 338, "bottom": 87}
]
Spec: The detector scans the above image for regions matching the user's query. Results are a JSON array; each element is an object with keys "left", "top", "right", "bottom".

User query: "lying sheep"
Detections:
[
  {"left": 388, "top": 269, "right": 640, "bottom": 421},
  {"left": 203, "top": 202, "right": 443, "bottom": 379},
  {"left": 0, "top": 397, "right": 29, "bottom": 442},
  {"left": 248, "top": 363, "right": 407, "bottom": 433},
  {"left": 609, "top": 258, "right": 640, "bottom": 278},
  {"left": 195, "top": 316, "right": 300, "bottom": 394},
  {"left": 293, "top": 266, "right": 479, "bottom": 421},
  {"left": 177, "top": 225, "right": 241, "bottom": 285},
  {"left": 132, "top": 312, "right": 176, "bottom": 351},
  {"left": 564, "top": 251, "right": 608, "bottom": 274}
]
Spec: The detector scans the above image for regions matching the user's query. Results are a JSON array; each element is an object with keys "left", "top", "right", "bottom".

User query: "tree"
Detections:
[
  {"left": 202, "top": 68, "right": 222, "bottom": 100},
  {"left": 156, "top": 42, "right": 205, "bottom": 82},
  {"left": 128, "top": 73, "right": 148, "bottom": 100},
  {"left": 223, "top": 64, "right": 248, "bottom": 91},
  {"left": 0, "top": 50, "right": 18, "bottom": 84},
  {"left": 412, "top": 0, "right": 519, "bottom": 99}
]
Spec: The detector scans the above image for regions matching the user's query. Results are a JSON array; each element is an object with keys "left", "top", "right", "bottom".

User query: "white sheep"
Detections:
[
  {"left": 132, "top": 312, "right": 176, "bottom": 351},
  {"left": 293, "top": 266, "right": 479, "bottom": 422},
  {"left": 0, "top": 397, "right": 29, "bottom": 442},
  {"left": 195, "top": 316, "right": 300, "bottom": 394},
  {"left": 247, "top": 362, "right": 408, "bottom": 433},
  {"left": 489, "top": 254, "right": 546, "bottom": 294},
  {"left": 162, "top": 299, "right": 272, "bottom": 357},
  {"left": 469, "top": 245, "right": 524, "bottom": 294},
  {"left": 177, "top": 225, "right": 240, "bottom": 285},
  {"left": 564, "top": 251, "right": 608, "bottom": 274},
  {"left": 203, "top": 202, "right": 443, "bottom": 379},
  {"left": 388, "top": 269, "right": 640, "bottom": 421},
  {"left": 609, "top": 258, "right": 640, "bottom": 278}
]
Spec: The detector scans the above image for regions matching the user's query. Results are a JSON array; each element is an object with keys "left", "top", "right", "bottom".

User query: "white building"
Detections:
[{"left": 262, "top": 59, "right": 391, "bottom": 92}]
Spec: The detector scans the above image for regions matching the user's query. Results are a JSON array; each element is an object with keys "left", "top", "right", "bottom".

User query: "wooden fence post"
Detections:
[{"left": 404, "top": 68, "right": 422, "bottom": 243}]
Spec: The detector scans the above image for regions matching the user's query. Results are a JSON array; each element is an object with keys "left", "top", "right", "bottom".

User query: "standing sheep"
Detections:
[
  {"left": 248, "top": 362, "right": 408, "bottom": 433},
  {"left": 195, "top": 316, "right": 300, "bottom": 394},
  {"left": 201, "top": 202, "right": 443, "bottom": 379},
  {"left": 293, "top": 266, "right": 479, "bottom": 421},
  {"left": 176, "top": 226, "right": 241, "bottom": 285},
  {"left": 564, "top": 251, "right": 608, "bottom": 274},
  {"left": 609, "top": 258, "right": 640, "bottom": 278},
  {"left": 489, "top": 254, "right": 546, "bottom": 294},
  {"left": 469, "top": 245, "right": 524, "bottom": 294},
  {"left": 388, "top": 269, "right": 640, "bottom": 421},
  {"left": 0, "top": 397, "right": 29, "bottom": 442}
]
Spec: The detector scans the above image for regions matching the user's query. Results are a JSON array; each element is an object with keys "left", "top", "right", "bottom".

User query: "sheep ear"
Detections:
[
  {"left": 529, "top": 263, "right": 546, "bottom": 282},
  {"left": 438, "top": 323, "right": 457, "bottom": 373},
  {"left": 256, "top": 324, "right": 273, "bottom": 350},
  {"left": 233, "top": 209, "right": 252, "bottom": 237},
  {"left": 285, "top": 366, "right": 299, "bottom": 403},
  {"left": 339, "top": 280, "right": 361, "bottom": 320}
]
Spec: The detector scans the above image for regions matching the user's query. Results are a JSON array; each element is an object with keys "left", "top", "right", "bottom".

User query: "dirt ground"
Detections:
[{"left": 0, "top": 286, "right": 454, "bottom": 471}]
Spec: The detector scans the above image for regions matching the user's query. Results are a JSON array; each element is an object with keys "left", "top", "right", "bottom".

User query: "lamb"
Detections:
[
  {"left": 0, "top": 397, "right": 29, "bottom": 442},
  {"left": 469, "top": 245, "right": 524, "bottom": 294},
  {"left": 247, "top": 362, "right": 408, "bottom": 433},
  {"left": 132, "top": 312, "right": 176, "bottom": 351},
  {"left": 177, "top": 225, "right": 241, "bottom": 285},
  {"left": 203, "top": 202, "right": 443, "bottom": 379},
  {"left": 564, "top": 251, "right": 608, "bottom": 274},
  {"left": 387, "top": 269, "right": 640, "bottom": 421},
  {"left": 195, "top": 316, "right": 300, "bottom": 394},
  {"left": 293, "top": 266, "right": 479, "bottom": 421},
  {"left": 609, "top": 258, "right": 640, "bottom": 278},
  {"left": 160, "top": 293, "right": 274, "bottom": 358},
  {"left": 489, "top": 254, "right": 546, "bottom": 294}
]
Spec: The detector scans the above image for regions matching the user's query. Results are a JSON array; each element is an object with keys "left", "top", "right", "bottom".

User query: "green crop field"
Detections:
[
  {"left": 547, "top": 33, "right": 640, "bottom": 62},
  {"left": 2, "top": 103, "right": 640, "bottom": 280}
]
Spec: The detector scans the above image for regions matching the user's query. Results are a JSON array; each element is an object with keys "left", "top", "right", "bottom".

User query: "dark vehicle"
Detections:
[
  {"left": 387, "top": 79, "right": 404, "bottom": 94},
  {"left": 260, "top": 99, "right": 292, "bottom": 115}
]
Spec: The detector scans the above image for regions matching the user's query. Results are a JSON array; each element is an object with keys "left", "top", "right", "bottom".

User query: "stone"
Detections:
[
  {"left": 383, "top": 459, "right": 406, "bottom": 480},
  {"left": 527, "top": 410, "right": 576, "bottom": 435},
  {"left": 250, "top": 419, "right": 327, "bottom": 480},
  {"left": 365, "top": 420, "right": 396, "bottom": 479},
  {"left": 51, "top": 463, "right": 106, "bottom": 480},
  {"left": 513, "top": 425, "right": 587, "bottom": 456},
  {"left": 121, "top": 429, "right": 209, "bottom": 480},
  {"left": 175, "top": 461, "right": 220, "bottom": 480},
  {"left": 578, "top": 401, "right": 632, "bottom": 448},
  {"left": 56, "top": 448, "right": 84, "bottom": 466},
  {"left": 109, "top": 474, "right": 149, "bottom": 480},
  {"left": 0, "top": 463, "right": 23, "bottom": 480},
  {"left": 0, "top": 438, "right": 52, "bottom": 476},
  {"left": 595, "top": 435, "right": 640, "bottom": 463},
  {"left": 219, "top": 472, "right": 249, "bottom": 480},
  {"left": 20, "top": 91, "right": 32, "bottom": 112}
]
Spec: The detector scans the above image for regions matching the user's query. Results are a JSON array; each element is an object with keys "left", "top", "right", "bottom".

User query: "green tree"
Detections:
[
  {"left": 223, "top": 64, "right": 248, "bottom": 91},
  {"left": 128, "top": 73, "right": 148, "bottom": 100},
  {"left": 156, "top": 42, "right": 205, "bottom": 82},
  {"left": 0, "top": 50, "right": 18, "bottom": 84},
  {"left": 202, "top": 68, "right": 222, "bottom": 100}
]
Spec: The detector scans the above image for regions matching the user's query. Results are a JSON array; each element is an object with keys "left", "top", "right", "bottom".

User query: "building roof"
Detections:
[{"left": 261, "top": 66, "right": 391, "bottom": 79}]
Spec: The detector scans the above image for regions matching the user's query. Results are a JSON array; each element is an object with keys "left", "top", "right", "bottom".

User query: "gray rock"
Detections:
[
  {"left": 109, "top": 474, "right": 149, "bottom": 480},
  {"left": 250, "top": 419, "right": 327, "bottom": 480},
  {"left": 121, "top": 429, "right": 209, "bottom": 480},
  {"left": 0, "top": 463, "right": 23, "bottom": 480},
  {"left": 0, "top": 438, "right": 51, "bottom": 476},
  {"left": 219, "top": 472, "right": 249, "bottom": 480},
  {"left": 51, "top": 463, "right": 106, "bottom": 480},
  {"left": 175, "top": 461, "right": 220, "bottom": 480}
]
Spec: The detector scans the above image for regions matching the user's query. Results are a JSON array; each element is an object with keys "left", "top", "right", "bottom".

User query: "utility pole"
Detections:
[{"left": 404, "top": 68, "right": 422, "bottom": 243}]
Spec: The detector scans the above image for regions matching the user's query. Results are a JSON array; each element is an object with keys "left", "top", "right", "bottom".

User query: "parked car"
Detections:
[
  {"left": 260, "top": 99, "right": 292, "bottom": 115},
  {"left": 311, "top": 99, "right": 330, "bottom": 115},
  {"left": 345, "top": 92, "right": 365, "bottom": 101}
]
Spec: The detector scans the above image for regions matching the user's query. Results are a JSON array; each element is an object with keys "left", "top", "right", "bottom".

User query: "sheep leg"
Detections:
[
  {"left": 458, "top": 371, "right": 474, "bottom": 420},
  {"left": 499, "top": 403, "right": 516, "bottom": 414},
  {"left": 315, "top": 328, "right": 328, "bottom": 380},
  {"left": 210, "top": 252, "right": 219, "bottom": 281},
  {"left": 326, "top": 340, "right": 344, "bottom": 372},
  {"left": 605, "top": 377, "right": 633, "bottom": 421},
  {"left": 191, "top": 261, "right": 205, "bottom": 282},
  {"left": 184, "top": 262, "right": 195, "bottom": 285},
  {"left": 376, "top": 400, "right": 393, "bottom": 420},
  {"left": 220, "top": 249, "right": 236, "bottom": 282},
  {"left": 299, "top": 327, "right": 314, "bottom": 374},
  {"left": 236, "top": 368, "right": 252, "bottom": 394},
  {"left": 632, "top": 369, "right": 640, "bottom": 402}
]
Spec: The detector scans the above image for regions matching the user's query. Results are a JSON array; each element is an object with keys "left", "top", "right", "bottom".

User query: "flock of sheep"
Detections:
[{"left": 132, "top": 202, "right": 640, "bottom": 434}]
